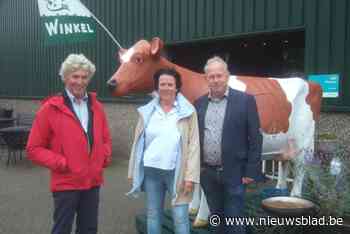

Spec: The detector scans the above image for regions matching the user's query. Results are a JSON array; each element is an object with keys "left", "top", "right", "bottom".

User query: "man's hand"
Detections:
[
  {"left": 57, "top": 157, "right": 69, "bottom": 173},
  {"left": 242, "top": 177, "right": 255, "bottom": 184},
  {"left": 103, "top": 156, "right": 112, "bottom": 168},
  {"left": 183, "top": 181, "right": 193, "bottom": 194}
]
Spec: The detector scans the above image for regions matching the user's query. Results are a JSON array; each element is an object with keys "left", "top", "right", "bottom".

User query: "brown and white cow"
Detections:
[{"left": 107, "top": 37, "right": 322, "bottom": 225}]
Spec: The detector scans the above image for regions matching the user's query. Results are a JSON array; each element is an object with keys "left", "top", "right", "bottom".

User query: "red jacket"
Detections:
[{"left": 26, "top": 92, "right": 112, "bottom": 192}]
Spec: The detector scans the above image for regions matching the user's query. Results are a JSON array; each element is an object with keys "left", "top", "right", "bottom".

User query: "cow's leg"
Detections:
[
  {"left": 290, "top": 120, "right": 315, "bottom": 197},
  {"left": 192, "top": 189, "right": 209, "bottom": 228},
  {"left": 276, "top": 160, "right": 289, "bottom": 189},
  {"left": 275, "top": 138, "right": 304, "bottom": 193},
  {"left": 290, "top": 142, "right": 313, "bottom": 197},
  {"left": 275, "top": 138, "right": 298, "bottom": 190},
  {"left": 290, "top": 152, "right": 305, "bottom": 197},
  {"left": 189, "top": 183, "right": 201, "bottom": 215}
]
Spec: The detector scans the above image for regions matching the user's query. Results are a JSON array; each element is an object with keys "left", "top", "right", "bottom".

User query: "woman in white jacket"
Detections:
[{"left": 127, "top": 68, "right": 200, "bottom": 234}]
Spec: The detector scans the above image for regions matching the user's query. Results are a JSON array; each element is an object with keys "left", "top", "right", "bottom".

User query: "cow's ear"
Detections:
[{"left": 150, "top": 37, "right": 164, "bottom": 56}]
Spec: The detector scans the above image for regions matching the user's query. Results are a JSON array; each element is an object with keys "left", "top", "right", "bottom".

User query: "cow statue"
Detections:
[{"left": 107, "top": 37, "right": 322, "bottom": 227}]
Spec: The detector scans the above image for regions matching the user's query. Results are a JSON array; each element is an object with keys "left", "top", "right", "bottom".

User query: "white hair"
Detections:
[
  {"left": 59, "top": 54, "right": 96, "bottom": 81},
  {"left": 204, "top": 56, "right": 229, "bottom": 74}
]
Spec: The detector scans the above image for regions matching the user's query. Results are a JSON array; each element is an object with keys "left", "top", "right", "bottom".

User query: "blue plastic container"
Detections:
[{"left": 260, "top": 187, "right": 289, "bottom": 200}]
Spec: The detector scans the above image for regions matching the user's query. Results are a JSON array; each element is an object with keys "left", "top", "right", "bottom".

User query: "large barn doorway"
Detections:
[{"left": 165, "top": 30, "right": 305, "bottom": 78}]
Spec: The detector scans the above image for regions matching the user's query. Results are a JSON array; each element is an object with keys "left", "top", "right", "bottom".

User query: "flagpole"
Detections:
[
  {"left": 75, "top": 0, "right": 123, "bottom": 49},
  {"left": 90, "top": 14, "right": 123, "bottom": 49}
]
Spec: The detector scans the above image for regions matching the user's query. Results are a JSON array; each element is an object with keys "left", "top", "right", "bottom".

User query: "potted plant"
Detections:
[
  {"left": 303, "top": 140, "right": 350, "bottom": 233},
  {"left": 316, "top": 133, "right": 338, "bottom": 155}
]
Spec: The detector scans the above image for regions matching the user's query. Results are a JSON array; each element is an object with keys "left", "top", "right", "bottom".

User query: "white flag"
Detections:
[{"left": 37, "top": 0, "right": 96, "bottom": 45}]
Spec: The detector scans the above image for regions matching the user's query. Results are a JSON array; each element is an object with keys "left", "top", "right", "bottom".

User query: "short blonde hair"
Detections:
[
  {"left": 204, "top": 56, "right": 229, "bottom": 74},
  {"left": 59, "top": 54, "right": 96, "bottom": 81}
]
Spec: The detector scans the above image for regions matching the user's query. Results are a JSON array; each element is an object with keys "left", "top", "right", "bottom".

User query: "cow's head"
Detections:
[{"left": 107, "top": 37, "right": 164, "bottom": 96}]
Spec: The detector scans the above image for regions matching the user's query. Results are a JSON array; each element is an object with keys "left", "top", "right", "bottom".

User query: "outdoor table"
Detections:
[{"left": 0, "top": 126, "right": 31, "bottom": 166}]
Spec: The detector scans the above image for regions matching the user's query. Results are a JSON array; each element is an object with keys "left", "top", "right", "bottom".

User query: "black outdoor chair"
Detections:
[
  {"left": 0, "top": 132, "right": 7, "bottom": 157},
  {"left": 0, "top": 108, "right": 15, "bottom": 158},
  {"left": 0, "top": 112, "right": 34, "bottom": 166},
  {"left": 0, "top": 126, "right": 31, "bottom": 166}
]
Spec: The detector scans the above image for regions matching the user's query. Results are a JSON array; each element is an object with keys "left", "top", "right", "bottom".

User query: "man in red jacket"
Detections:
[{"left": 26, "top": 54, "right": 112, "bottom": 234}]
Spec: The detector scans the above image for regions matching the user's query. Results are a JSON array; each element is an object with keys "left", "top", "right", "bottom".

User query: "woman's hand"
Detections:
[
  {"left": 128, "top": 177, "right": 133, "bottom": 186},
  {"left": 183, "top": 181, "right": 193, "bottom": 194},
  {"left": 103, "top": 156, "right": 112, "bottom": 168}
]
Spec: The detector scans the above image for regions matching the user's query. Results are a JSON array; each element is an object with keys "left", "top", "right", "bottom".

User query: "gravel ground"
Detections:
[{"left": 0, "top": 152, "right": 144, "bottom": 234}]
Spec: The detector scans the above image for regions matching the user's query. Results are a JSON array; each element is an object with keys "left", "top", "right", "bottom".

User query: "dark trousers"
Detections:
[
  {"left": 201, "top": 168, "right": 246, "bottom": 234},
  {"left": 51, "top": 186, "right": 100, "bottom": 234}
]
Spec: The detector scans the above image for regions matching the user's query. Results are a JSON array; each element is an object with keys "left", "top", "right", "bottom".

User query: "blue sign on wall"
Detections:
[{"left": 308, "top": 74, "right": 340, "bottom": 98}]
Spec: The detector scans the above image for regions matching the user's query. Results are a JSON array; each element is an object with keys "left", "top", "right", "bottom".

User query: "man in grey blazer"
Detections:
[{"left": 194, "top": 56, "right": 263, "bottom": 234}]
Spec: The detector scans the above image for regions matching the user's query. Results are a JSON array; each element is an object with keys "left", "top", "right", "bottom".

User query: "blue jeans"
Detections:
[
  {"left": 201, "top": 167, "right": 246, "bottom": 234},
  {"left": 144, "top": 167, "right": 190, "bottom": 234}
]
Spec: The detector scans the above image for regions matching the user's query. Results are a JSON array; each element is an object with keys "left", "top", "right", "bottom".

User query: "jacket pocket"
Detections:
[{"left": 50, "top": 141, "right": 69, "bottom": 174}]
